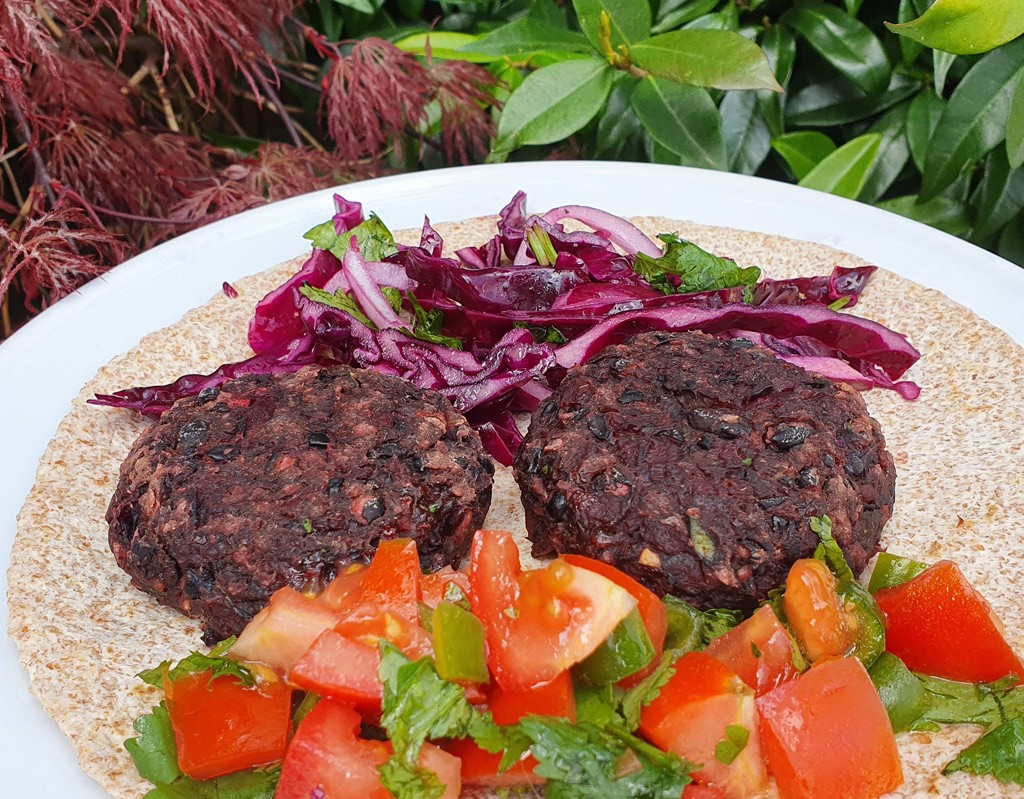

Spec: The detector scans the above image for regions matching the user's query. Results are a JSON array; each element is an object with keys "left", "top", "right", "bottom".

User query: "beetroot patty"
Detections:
[
  {"left": 108, "top": 366, "right": 492, "bottom": 642},
  {"left": 514, "top": 331, "right": 895, "bottom": 611}
]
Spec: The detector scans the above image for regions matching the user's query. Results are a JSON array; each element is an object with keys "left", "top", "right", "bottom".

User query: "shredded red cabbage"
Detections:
[{"left": 92, "top": 193, "right": 921, "bottom": 462}]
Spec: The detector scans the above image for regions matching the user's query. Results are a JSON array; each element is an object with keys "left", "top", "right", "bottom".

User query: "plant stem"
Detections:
[
  {"left": 3, "top": 87, "right": 58, "bottom": 208},
  {"left": 278, "top": 66, "right": 323, "bottom": 93},
  {"left": 58, "top": 186, "right": 193, "bottom": 226},
  {"left": 252, "top": 67, "right": 304, "bottom": 148}
]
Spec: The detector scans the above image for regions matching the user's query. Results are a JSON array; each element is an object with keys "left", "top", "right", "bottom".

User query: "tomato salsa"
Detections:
[{"left": 126, "top": 523, "right": 1024, "bottom": 799}]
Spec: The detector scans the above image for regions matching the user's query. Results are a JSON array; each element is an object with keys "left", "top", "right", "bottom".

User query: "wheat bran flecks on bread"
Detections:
[{"left": 8, "top": 216, "right": 1024, "bottom": 799}]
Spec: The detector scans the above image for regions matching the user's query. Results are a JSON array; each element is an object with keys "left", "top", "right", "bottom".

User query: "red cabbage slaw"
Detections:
[{"left": 91, "top": 192, "right": 921, "bottom": 464}]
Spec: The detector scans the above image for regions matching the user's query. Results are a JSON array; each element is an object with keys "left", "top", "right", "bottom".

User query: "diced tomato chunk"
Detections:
[
  {"left": 319, "top": 563, "right": 368, "bottom": 610},
  {"left": 784, "top": 559, "right": 853, "bottom": 662},
  {"left": 421, "top": 566, "right": 472, "bottom": 609},
  {"left": 335, "top": 602, "right": 434, "bottom": 660},
  {"left": 469, "top": 529, "right": 636, "bottom": 689},
  {"left": 874, "top": 560, "right": 1024, "bottom": 683},
  {"left": 639, "top": 652, "right": 767, "bottom": 799},
  {"left": 561, "top": 554, "right": 668, "bottom": 687},
  {"left": 163, "top": 671, "right": 292, "bottom": 780},
  {"left": 683, "top": 783, "right": 729, "bottom": 799},
  {"left": 757, "top": 657, "right": 903, "bottom": 799},
  {"left": 442, "top": 738, "right": 541, "bottom": 788},
  {"left": 289, "top": 631, "right": 382, "bottom": 714},
  {"left": 705, "top": 605, "right": 801, "bottom": 694},
  {"left": 346, "top": 538, "right": 423, "bottom": 623},
  {"left": 230, "top": 587, "right": 342, "bottom": 673},
  {"left": 487, "top": 669, "right": 576, "bottom": 725},
  {"left": 420, "top": 742, "right": 462, "bottom": 799},
  {"left": 276, "top": 700, "right": 391, "bottom": 799}
]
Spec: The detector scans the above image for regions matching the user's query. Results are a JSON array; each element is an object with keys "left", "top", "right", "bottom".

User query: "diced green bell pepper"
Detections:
[
  {"left": 867, "top": 552, "right": 929, "bottom": 594},
  {"left": 432, "top": 600, "right": 489, "bottom": 684},
  {"left": 837, "top": 580, "right": 886, "bottom": 668},
  {"left": 869, "top": 652, "right": 930, "bottom": 732},
  {"left": 576, "top": 608, "right": 655, "bottom": 684}
]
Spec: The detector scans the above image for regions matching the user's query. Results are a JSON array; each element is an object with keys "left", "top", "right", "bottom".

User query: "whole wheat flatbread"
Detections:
[{"left": 8, "top": 215, "right": 1024, "bottom": 799}]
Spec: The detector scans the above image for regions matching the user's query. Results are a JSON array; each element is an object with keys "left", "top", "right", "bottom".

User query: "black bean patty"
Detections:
[
  {"left": 515, "top": 331, "right": 895, "bottom": 611},
  {"left": 108, "top": 366, "right": 493, "bottom": 642}
]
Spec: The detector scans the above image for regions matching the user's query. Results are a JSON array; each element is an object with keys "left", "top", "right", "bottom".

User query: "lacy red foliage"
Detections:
[
  {"left": 320, "top": 38, "right": 433, "bottom": 161},
  {"left": 429, "top": 59, "right": 499, "bottom": 166},
  {"left": 167, "top": 144, "right": 358, "bottom": 230},
  {"left": 30, "top": 55, "right": 136, "bottom": 130},
  {"left": 0, "top": 200, "right": 128, "bottom": 313},
  {"left": 144, "top": 0, "right": 299, "bottom": 99}
]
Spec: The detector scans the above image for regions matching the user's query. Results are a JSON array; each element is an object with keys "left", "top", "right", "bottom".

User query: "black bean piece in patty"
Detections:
[
  {"left": 107, "top": 366, "right": 492, "bottom": 643},
  {"left": 513, "top": 331, "right": 896, "bottom": 612}
]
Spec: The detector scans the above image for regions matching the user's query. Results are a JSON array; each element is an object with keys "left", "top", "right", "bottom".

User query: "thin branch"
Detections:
[
  {"left": 239, "top": 91, "right": 324, "bottom": 150},
  {"left": 251, "top": 66, "right": 304, "bottom": 148},
  {"left": 58, "top": 186, "right": 194, "bottom": 226},
  {"left": 278, "top": 66, "right": 323, "bottom": 93},
  {"left": 3, "top": 87, "right": 58, "bottom": 208},
  {"left": 148, "top": 65, "right": 181, "bottom": 132},
  {"left": 2, "top": 159, "right": 26, "bottom": 209}
]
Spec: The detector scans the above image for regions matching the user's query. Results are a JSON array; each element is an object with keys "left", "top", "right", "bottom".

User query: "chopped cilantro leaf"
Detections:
[
  {"left": 514, "top": 321, "right": 568, "bottom": 344},
  {"left": 143, "top": 768, "right": 279, "bottom": 799},
  {"left": 405, "top": 293, "right": 463, "bottom": 350},
  {"left": 382, "top": 286, "right": 404, "bottom": 314},
  {"left": 301, "top": 518, "right": 313, "bottom": 534},
  {"left": 714, "top": 725, "right": 749, "bottom": 765},
  {"left": 520, "top": 717, "right": 693, "bottom": 798},
  {"left": 633, "top": 235, "right": 760, "bottom": 296},
  {"left": 828, "top": 296, "right": 851, "bottom": 311},
  {"left": 125, "top": 703, "right": 181, "bottom": 785},
  {"left": 378, "top": 643, "right": 506, "bottom": 795},
  {"left": 917, "top": 675, "right": 1024, "bottom": 730},
  {"left": 943, "top": 717, "right": 1024, "bottom": 785},
  {"left": 810, "top": 515, "right": 855, "bottom": 584},
  {"left": 303, "top": 213, "right": 396, "bottom": 262},
  {"left": 620, "top": 652, "right": 677, "bottom": 731},
  {"left": 298, "top": 284, "right": 375, "bottom": 329},
  {"left": 137, "top": 637, "right": 253, "bottom": 687}
]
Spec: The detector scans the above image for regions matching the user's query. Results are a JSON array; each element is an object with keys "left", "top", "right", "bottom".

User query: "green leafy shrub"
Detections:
[{"left": 2, "top": 0, "right": 1021, "bottom": 339}]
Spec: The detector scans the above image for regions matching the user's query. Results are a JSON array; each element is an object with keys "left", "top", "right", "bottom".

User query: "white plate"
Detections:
[{"left": 2, "top": 161, "right": 1023, "bottom": 797}]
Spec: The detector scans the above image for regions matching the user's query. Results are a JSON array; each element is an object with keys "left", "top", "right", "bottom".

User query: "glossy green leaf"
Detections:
[
  {"left": 921, "top": 38, "right": 1024, "bottom": 200},
  {"left": 645, "top": 135, "right": 686, "bottom": 165},
  {"left": 394, "top": 32, "right": 496, "bottom": 63},
  {"left": 799, "top": 133, "right": 883, "bottom": 199},
  {"left": 684, "top": 6, "right": 739, "bottom": 32},
  {"left": 630, "top": 30, "right": 781, "bottom": 91},
  {"left": 720, "top": 91, "right": 771, "bottom": 175},
  {"left": 493, "top": 59, "right": 614, "bottom": 152},
  {"left": 652, "top": 0, "right": 718, "bottom": 34},
  {"left": 878, "top": 194, "right": 971, "bottom": 236},
  {"left": 595, "top": 78, "right": 643, "bottom": 158},
  {"left": 573, "top": 0, "right": 651, "bottom": 52},
  {"left": 781, "top": 5, "right": 891, "bottom": 96},
  {"left": 906, "top": 88, "right": 945, "bottom": 173},
  {"left": 998, "top": 212, "right": 1024, "bottom": 265},
  {"left": 844, "top": 0, "right": 863, "bottom": 15},
  {"left": 461, "top": 18, "right": 592, "bottom": 58},
  {"left": 333, "top": 0, "right": 376, "bottom": 15},
  {"left": 886, "top": 0, "right": 1024, "bottom": 56},
  {"left": 787, "top": 73, "right": 920, "bottom": 127},
  {"left": 1008, "top": 70, "right": 1024, "bottom": 168},
  {"left": 933, "top": 50, "right": 957, "bottom": 97},
  {"left": 756, "top": 24, "right": 796, "bottom": 137},
  {"left": 860, "top": 103, "right": 912, "bottom": 203},
  {"left": 632, "top": 76, "right": 727, "bottom": 170},
  {"left": 971, "top": 147, "right": 1024, "bottom": 240},
  {"left": 896, "top": 0, "right": 928, "bottom": 64},
  {"left": 531, "top": 0, "right": 568, "bottom": 26},
  {"left": 771, "top": 131, "right": 837, "bottom": 180}
]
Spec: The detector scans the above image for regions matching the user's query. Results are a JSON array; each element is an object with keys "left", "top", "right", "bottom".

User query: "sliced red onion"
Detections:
[
  {"left": 541, "top": 204, "right": 662, "bottom": 257},
  {"left": 555, "top": 304, "right": 921, "bottom": 381},
  {"left": 343, "top": 244, "right": 404, "bottom": 330}
]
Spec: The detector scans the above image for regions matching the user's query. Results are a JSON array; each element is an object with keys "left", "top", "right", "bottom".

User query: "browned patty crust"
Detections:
[
  {"left": 107, "top": 366, "right": 493, "bottom": 642},
  {"left": 515, "top": 331, "right": 896, "bottom": 610}
]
